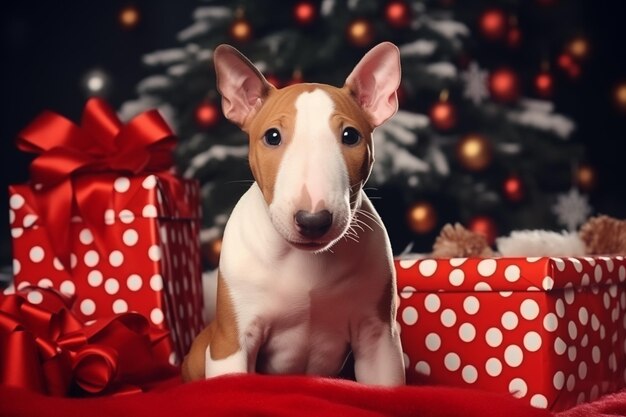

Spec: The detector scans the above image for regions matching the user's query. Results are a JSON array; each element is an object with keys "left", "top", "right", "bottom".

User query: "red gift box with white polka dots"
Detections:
[
  {"left": 8, "top": 173, "right": 204, "bottom": 366},
  {"left": 395, "top": 255, "right": 626, "bottom": 411}
]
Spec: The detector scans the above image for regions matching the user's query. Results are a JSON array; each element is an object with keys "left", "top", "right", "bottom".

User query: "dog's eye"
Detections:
[
  {"left": 342, "top": 127, "right": 361, "bottom": 146},
  {"left": 263, "top": 128, "right": 282, "bottom": 146}
]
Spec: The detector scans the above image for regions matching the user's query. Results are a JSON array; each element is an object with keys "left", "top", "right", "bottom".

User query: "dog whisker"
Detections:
[
  {"left": 355, "top": 210, "right": 384, "bottom": 231},
  {"left": 354, "top": 218, "right": 373, "bottom": 232},
  {"left": 343, "top": 232, "right": 360, "bottom": 244}
]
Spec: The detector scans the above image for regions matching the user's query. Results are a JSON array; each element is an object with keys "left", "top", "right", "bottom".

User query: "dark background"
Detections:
[{"left": 2, "top": 1, "right": 626, "bottom": 267}]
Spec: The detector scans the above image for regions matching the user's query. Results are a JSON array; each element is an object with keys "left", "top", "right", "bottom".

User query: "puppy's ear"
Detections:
[
  {"left": 344, "top": 42, "right": 401, "bottom": 127},
  {"left": 213, "top": 45, "right": 273, "bottom": 127}
]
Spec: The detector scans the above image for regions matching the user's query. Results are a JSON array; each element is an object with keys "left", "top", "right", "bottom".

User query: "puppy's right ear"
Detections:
[{"left": 213, "top": 45, "right": 273, "bottom": 127}]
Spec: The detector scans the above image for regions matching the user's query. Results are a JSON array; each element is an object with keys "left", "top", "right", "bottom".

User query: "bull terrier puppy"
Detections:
[{"left": 182, "top": 42, "right": 405, "bottom": 386}]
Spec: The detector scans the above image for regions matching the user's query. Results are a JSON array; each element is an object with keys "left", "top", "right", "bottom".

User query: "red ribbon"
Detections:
[
  {"left": 16, "top": 98, "right": 177, "bottom": 268},
  {"left": 0, "top": 287, "right": 174, "bottom": 396}
]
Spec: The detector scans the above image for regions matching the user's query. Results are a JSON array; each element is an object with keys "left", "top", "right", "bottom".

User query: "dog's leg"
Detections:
[
  {"left": 352, "top": 319, "right": 406, "bottom": 386},
  {"left": 181, "top": 322, "right": 216, "bottom": 381},
  {"left": 182, "top": 272, "right": 251, "bottom": 380}
]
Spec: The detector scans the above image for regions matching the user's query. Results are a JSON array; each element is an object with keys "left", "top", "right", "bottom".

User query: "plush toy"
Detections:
[
  {"left": 432, "top": 215, "right": 626, "bottom": 258},
  {"left": 579, "top": 215, "right": 626, "bottom": 255},
  {"left": 432, "top": 223, "right": 495, "bottom": 258}
]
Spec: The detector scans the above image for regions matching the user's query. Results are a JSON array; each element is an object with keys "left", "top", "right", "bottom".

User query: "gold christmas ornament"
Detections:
[
  {"left": 456, "top": 134, "right": 493, "bottom": 171},
  {"left": 119, "top": 6, "right": 140, "bottom": 29},
  {"left": 576, "top": 164, "right": 597, "bottom": 191},
  {"left": 347, "top": 18, "right": 375, "bottom": 47},
  {"left": 568, "top": 36, "right": 590, "bottom": 60},
  {"left": 614, "top": 82, "right": 626, "bottom": 112},
  {"left": 230, "top": 8, "right": 253, "bottom": 42},
  {"left": 230, "top": 20, "right": 252, "bottom": 41},
  {"left": 407, "top": 201, "right": 438, "bottom": 234}
]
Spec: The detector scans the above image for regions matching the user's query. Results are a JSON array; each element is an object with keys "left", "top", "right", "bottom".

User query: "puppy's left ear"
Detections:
[{"left": 345, "top": 42, "right": 401, "bottom": 127}]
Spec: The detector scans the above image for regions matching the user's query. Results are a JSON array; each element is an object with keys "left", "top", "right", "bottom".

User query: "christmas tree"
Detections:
[{"left": 120, "top": 0, "right": 588, "bottom": 265}]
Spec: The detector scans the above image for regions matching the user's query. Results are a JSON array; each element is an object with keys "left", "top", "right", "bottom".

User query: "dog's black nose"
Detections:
[{"left": 295, "top": 210, "right": 333, "bottom": 239}]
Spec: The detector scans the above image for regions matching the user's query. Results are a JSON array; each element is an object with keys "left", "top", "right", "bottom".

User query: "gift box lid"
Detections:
[
  {"left": 9, "top": 173, "right": 200, "bottom": 232},
  {"left": 396, "top": 256, "right": 626, "bottom": 293}
]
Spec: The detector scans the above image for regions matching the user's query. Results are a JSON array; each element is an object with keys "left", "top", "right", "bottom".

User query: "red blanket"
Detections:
[
  {"left": 3, "top": 374, "right": 626, "bottom": 417},
  {"left": 0, "top": 374, "right": 554, "bottom": 417}
]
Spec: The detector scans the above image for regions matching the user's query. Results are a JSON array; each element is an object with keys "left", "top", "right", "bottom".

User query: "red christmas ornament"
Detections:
[
  {"left": 502, "top": 175, "right": 525, "bottom": 203},
  {"left": 534, "top": 71, "right": 554, "bottom": 97},
  {"left": 507, "top": 26, "right": 521, "bottom": 48},
  {"left": 557, "top": 52, "right": 582, "bottom": 79},
  {"left": 467, "top": 216, "right": 498, "bottom": 246},
  {"left": 489, "top": 68, "right": 520, "bottom": 103},
  {"left": 385, "top": 1, "right": 411, "bottom": 28},
  {"left": 557, "top": 53, "right": 574, "bottom": 70},
  {"left": 294, "top": 1, "right": 317, "bottom": 26},
  {"left": 567, "top": 64, "right": 581, "bottom": 79},
  {"left": 429, "top": 92, "right": 457, "bottom": 131},
  {"left": 479, "top": 9, "right": 507, "bottom": 41},
  {"left": 195, "top": 101, "right": 221, "bottom": 128}
]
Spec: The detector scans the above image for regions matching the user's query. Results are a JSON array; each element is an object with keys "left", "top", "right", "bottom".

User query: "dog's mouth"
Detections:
[{"left": 286, "top": 240, "right": 331, "bottom": 252}]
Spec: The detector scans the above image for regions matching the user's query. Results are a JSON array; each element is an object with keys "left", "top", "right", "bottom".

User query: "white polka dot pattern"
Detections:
[
  {"left": 477, "top": 259, "right": 497, "bottom": 277},
  {"left": 402, "top": 307, "right": 418, "bottom": 326},
  {"left": 448, "top": 269, "right": 464, "bottom": 286},
  {"left": 444, "top": 352, "right": 461, "bottom": 371},
  {"left": 112, "top": 299, "right": 128, "bottom": 313},
  {"left": 414, "top": 361, "right": 431, "bottom": 376},
  {"left": 440, "top": 309, "right": 457, "bottom": 328},
  {"left": 8, "top": 177, "right": 204, "bottom": 365},
  {"left": 485, "top": 358, "right": 502, "bottom": 377},
  {"left": 114, "top": 177, "right": 131, "bottom": 193},
  {"left": 395, "top": 255, "right": 626, "bottom": 411},
  {"left": 27, "top": 290, "right": 43, "bottom": 305}
]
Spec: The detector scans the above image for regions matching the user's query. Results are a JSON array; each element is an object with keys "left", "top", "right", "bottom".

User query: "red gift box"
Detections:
[
  {"left": 395, "top": 255, "right": 626, "bottom": 411},
  {"left": 7, "top": 99, "right": 204, "bottom": 365}
]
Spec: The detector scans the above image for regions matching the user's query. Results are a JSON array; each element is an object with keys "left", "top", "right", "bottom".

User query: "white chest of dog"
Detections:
[{"left": 182, "top": 42, "right": 405, "bottom": 386}]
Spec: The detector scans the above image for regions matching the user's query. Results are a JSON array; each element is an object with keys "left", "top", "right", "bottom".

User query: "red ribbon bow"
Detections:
[
  {"left": 0, "top": 287, "right": 174, "bottom": 396},
  {"left": 16, "top": 98, "right": 177, "bottom": 268}
]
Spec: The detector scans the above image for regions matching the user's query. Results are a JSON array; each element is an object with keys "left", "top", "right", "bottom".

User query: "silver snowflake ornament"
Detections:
[
  {"left": 552, "top": 188, "right": 593, "bottom": 231},
  {"left": 461, "top": 61, "right": 489, "bottom": 105}
]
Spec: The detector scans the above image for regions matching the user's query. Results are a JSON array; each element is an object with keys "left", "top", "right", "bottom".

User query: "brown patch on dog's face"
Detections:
[
  {"left": 244, "top": 86, "right": 298, "bottom": 205},
  {"left": 243, "top": 83, "right": 374, "bottom": 209}
]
